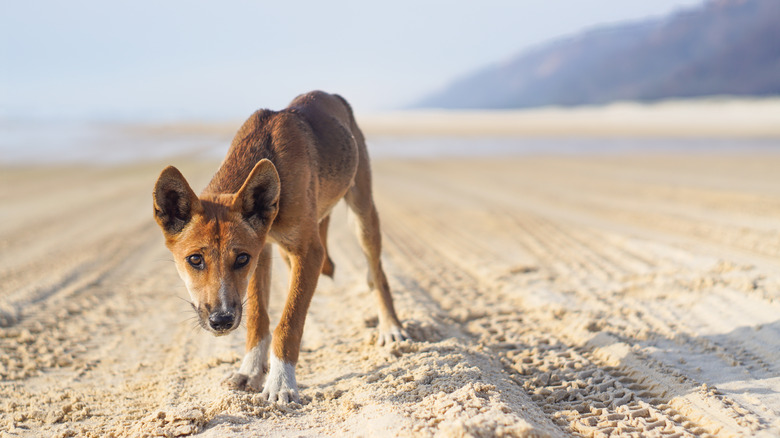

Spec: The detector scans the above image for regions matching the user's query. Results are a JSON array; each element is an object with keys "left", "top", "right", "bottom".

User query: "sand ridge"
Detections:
[
  {"left": 356, "top": 98, "right": 780, "bottom": 138},
  {"left": 116, "top": 98, "right": 780, "bottom": 143},
  {"left": 1, "top": 152, "right": 780, "bottom": 437}
]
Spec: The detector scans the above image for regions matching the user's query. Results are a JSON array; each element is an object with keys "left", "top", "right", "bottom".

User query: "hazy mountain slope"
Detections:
[{"left": 415, "top": 0, "right": 780, "bottom": 109}]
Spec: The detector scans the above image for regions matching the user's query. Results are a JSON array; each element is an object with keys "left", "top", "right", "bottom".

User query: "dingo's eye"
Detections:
[
  {"left": 187, "top": 254, "right": 205, "bottom": 270},
  {"left": 234, "top": 253, "right": 250, "bottom": 269}
]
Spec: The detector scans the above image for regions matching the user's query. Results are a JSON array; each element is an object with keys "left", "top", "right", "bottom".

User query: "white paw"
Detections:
[
  {"left": 223, "top": 336, "right": 270, "bottom": 392},
  {"left": 261, "top": 353, "right": 299, "bottom": 403},
  {"left": 377, "top": 325, "right": 409, "bottom": 346}
]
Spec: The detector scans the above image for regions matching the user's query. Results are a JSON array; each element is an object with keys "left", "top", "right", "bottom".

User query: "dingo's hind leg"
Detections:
[
  {"left": 344, "top": 162, "right": 407, "bottom": 346},
  {"left": 319, "top": 214, "right": 335, "bottom": 278}
]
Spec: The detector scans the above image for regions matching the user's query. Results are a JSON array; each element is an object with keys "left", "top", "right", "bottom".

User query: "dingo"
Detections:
[{"left": 153, "top": 91, "right": 407, "bottom": 403}]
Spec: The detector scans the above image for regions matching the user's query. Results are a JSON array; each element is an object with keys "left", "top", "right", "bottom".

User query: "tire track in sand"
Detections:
[
  {"left": 374, "top": 158, "right": 779, "bottom": 436},
  {"left": 377, "top": 193, "right": 718, "bottom": 437}
]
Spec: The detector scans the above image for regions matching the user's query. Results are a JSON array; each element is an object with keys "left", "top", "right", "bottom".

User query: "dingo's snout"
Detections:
[{"left": 208, "top": 310, "right": 237, "bottom": 333}]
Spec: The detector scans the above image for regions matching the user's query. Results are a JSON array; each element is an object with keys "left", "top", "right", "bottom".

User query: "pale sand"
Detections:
[
  {"left": 357, "top": 98, "right": 780, "bottom": 138},
  {"left": 1, "top": 150, "right": 780, "bottom": 436}
]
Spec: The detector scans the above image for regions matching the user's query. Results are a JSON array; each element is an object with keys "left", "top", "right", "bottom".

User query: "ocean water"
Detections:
[{"left": 2, "top": 120, "right": 779, "bottom": 165}]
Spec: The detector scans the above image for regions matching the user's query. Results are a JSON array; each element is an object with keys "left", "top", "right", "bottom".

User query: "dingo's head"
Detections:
[{"left": 153, "top": 159, "right": 280, "bottom": 336}]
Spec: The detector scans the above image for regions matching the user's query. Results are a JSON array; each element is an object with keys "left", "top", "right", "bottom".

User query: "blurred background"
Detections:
[{"left": 1, "top": 0, "right": 779, "bottom": 163}]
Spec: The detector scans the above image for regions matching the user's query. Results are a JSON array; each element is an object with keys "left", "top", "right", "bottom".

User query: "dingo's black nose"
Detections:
[{"left": 208, "top": 312, "right": 235, "bottom": 331}]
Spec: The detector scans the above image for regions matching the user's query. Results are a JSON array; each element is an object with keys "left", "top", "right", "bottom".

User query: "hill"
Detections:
[{"left": 415, "top": 0, "right": 780, "bottom": 109}]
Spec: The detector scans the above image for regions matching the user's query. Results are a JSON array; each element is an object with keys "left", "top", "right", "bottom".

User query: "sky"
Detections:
[{"left": 1, "top": 0, "right": 705, "bottom": 121}]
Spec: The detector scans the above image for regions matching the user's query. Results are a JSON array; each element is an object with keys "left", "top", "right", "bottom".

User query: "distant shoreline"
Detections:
[
  {"left": 357, "top": 98, "right": 780, "bottom": 138},
  {"left": 3, "top": 98, "right": 779, "bottom": 165},
  {"left": 129, "top": 97, "right": 780, "bottom": 139}
]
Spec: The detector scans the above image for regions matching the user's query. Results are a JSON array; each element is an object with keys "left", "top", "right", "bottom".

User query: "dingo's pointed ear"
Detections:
[
  {"left": 233, "top": 159, "right": 280, "bottom": 230},
  {"left": 153, "top": 166, "right": 203, "bottom": 235}
]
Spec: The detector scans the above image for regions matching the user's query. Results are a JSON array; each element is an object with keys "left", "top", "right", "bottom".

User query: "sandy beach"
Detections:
[{"left": 1, "top": 135, "right": 779, "bottom": 437}]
